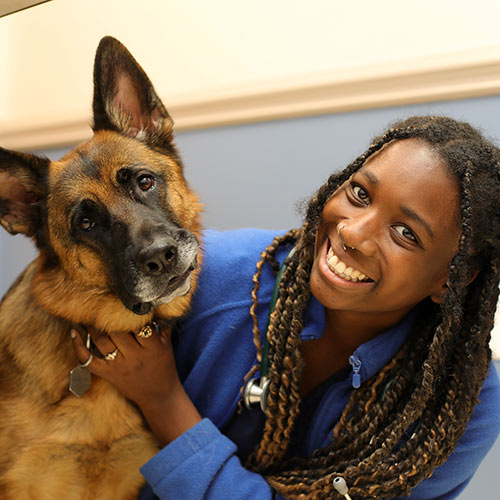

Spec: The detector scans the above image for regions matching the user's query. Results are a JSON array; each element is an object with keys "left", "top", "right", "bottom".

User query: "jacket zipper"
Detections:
[{"left": 349, "top": 354, "right": 362, "bottom": 388}]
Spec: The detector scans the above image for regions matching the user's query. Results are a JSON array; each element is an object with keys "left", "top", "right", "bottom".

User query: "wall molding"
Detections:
[{"left": 2, "top": 46, "right": 500, "bottom": 151}]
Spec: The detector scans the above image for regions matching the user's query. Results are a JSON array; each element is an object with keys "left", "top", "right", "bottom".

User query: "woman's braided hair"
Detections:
[{"left": 245, "top": 116, "right": 500, "bottom": 498}]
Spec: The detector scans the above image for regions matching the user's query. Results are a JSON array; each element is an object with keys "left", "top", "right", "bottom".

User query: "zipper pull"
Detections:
[{"left": 349, "top": 355, "right": 362, "bottom": 388}]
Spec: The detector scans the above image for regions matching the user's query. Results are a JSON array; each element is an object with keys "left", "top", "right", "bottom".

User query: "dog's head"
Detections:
[{"left": 0, "top": 37, "right": 202, "bottom": 331}]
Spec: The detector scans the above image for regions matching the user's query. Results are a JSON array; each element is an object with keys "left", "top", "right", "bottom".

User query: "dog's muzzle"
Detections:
[{"left": 120, "top": 229, "right": 199, "bottom": 315}]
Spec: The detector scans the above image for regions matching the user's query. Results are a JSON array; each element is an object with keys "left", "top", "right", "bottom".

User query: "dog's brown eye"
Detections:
[
  {"left": 78, "top": 217, "right": 95, "bottom": 231},
  {"left": 137, "top": 175, "right": 154, "bottom": 191}
]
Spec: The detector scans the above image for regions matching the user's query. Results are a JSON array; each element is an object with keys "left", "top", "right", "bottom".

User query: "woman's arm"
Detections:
[{"left": 140, "top": 418, "right": 275, "bottom": 500}]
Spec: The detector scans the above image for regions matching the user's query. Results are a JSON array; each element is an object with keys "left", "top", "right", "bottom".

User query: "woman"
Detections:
[{"left": 73, "top": 116, "right": 500, "bottom": 499}]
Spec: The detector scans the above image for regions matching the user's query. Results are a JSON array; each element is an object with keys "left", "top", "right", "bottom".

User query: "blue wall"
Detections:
[{"left": 1, "top": 95, "right": 499, "bottom": 499}]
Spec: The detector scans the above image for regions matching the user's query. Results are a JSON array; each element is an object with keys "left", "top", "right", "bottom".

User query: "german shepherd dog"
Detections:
[{"left": 0, "top": 37, "right": 202, "bottom": 499}]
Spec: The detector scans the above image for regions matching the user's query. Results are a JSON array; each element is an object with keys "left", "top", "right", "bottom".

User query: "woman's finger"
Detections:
[
  {"left": 110, "top": 323, "right": 162, "bottom": 354},
  {"left": 88, "top": 330, "right": 120, "bottom": 361},
  {"left": 155, "top": 321, "right": 172, "bottom": 344},
  {"left": 107, "top": 330, "right": 142, "bottom": 356},
  {"left": 71, "top": 329, "right": 91, "bottom": 363},
  {"left": 70, "top": 329, "right": 107, "bottom": 375},
  {"left": 134, "top": 322, "right": 161, "bottom": 346}
]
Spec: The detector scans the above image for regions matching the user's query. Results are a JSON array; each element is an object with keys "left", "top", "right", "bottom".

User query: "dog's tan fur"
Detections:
[{"left": 0, "top": 37, "right": 202, "bottom": 499}]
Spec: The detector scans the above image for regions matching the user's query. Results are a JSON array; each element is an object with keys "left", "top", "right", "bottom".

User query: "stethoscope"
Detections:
[
  {"left": 242, "top": 245, "right": 355, "bottom": 500},
  {"left": 243, "top": 246, "right": 296, "bottom": 412}
]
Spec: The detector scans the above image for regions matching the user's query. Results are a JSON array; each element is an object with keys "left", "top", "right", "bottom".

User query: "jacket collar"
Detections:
[{"left": 301, "top": 295, "right": 417, "bottom": 385}]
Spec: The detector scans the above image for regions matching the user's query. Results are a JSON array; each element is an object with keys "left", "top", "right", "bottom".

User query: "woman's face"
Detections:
[{"left": 310, "top": 139, "right": 461, "bottom": 325}]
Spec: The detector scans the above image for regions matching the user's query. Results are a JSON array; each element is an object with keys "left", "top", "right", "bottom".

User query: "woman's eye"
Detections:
[
  {"left": 352, "top": 184, "right": 369, "bottom": 202},
  {"left": 394, "top": 224, "right": 418, "bottom": 243},
  {"left": 137, "top": 175, "right": 155, "bottom": 191},
  {"left": 78, "top": 216, "right": 95, "bottom": 231}
]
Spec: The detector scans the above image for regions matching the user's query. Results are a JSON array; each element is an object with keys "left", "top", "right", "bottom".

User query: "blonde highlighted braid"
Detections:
[{"left": 244, "top": 116, "right": 500, "bottom": 498}]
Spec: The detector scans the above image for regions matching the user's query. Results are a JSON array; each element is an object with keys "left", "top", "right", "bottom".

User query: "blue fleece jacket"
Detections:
[{"left": 139, "top": 229, "right": 500, "bottom": 500}]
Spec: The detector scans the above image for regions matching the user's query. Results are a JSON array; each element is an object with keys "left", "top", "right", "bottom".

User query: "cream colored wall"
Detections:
[
  {"left": 1, "top": 0, "right": 500, "bottom": 149},
  {"left": 0, "top": 0, "right": 500, "bottom": 357}
]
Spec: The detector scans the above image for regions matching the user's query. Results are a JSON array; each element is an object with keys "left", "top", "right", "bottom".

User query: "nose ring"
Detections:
[{"left": 338, "top": 225, "right": 355, "bottom": 251}]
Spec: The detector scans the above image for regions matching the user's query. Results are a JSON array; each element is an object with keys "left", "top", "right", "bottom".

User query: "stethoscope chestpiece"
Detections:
[{"left": 243, "top": 376, "right": 270, "bottom": 412}]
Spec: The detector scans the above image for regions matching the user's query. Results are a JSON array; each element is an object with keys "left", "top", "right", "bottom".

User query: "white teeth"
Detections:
[
  {"left": 335, "top": 261, "right": 346, "bottom": 273},
  {"left": 327, "top": 254, "right": 338, "bottom": 267},
  {"left": 326, "top": 247, "right": 371, "bottom": 283}
]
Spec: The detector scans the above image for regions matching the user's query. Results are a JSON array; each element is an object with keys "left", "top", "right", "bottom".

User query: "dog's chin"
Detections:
[
  {"left": 123, "top": 274, "right": 193, "bottom": 315},
  {"left": 150, "top": 278, "right": 192, "bottom": 307}
]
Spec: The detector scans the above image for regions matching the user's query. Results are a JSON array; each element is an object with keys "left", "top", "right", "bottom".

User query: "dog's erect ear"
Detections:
[
  {"left": 92, "top": 36, "right": 175, "bottom": 148},
  {"left": 0, "top": 148, "right": 48, "bottom": 237}
]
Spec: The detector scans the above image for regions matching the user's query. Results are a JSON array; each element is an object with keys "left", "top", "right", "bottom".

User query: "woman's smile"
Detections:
[
  {"left": 317, "top": 237, "right": 375, "bottom": 289},
  {"left": 327, "top": 247, "right": 371, "bottom": 282}
]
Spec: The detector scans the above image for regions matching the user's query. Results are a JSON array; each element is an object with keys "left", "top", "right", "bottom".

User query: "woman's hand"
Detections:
[
  {"left": 71, "top": 323, "right": 202, "bottom": 446},
  {"left": 71, "top": 323, "right": 178, "bottom": 407}
]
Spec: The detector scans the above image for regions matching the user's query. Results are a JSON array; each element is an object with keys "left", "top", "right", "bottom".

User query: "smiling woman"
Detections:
[
  {"left": 238, "top": 117, "right": 500, "bottom": 498},
  {"left": 311, "top": 140, "right": 461, "bottom": 324},
  {"left": 74, "top": 115, "right": 500, "bottom": 500}
]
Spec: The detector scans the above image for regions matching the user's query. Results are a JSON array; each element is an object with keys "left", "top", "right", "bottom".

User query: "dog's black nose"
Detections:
[{"left": 139, "top": 243, "right": 177, "bottom": 276}]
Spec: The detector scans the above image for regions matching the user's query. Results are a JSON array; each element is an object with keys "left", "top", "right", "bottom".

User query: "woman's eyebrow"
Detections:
[
  {"left": 400, "top": 205, "right": 434, "bottom": 239},
  {"left": 360, "top": 169, "right": 378, "bottom": 185}
]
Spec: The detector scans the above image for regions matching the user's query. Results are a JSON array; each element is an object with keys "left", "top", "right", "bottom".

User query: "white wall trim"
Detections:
[{"left": 2, "top": 46, "right": 500, "bottom": 151}]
